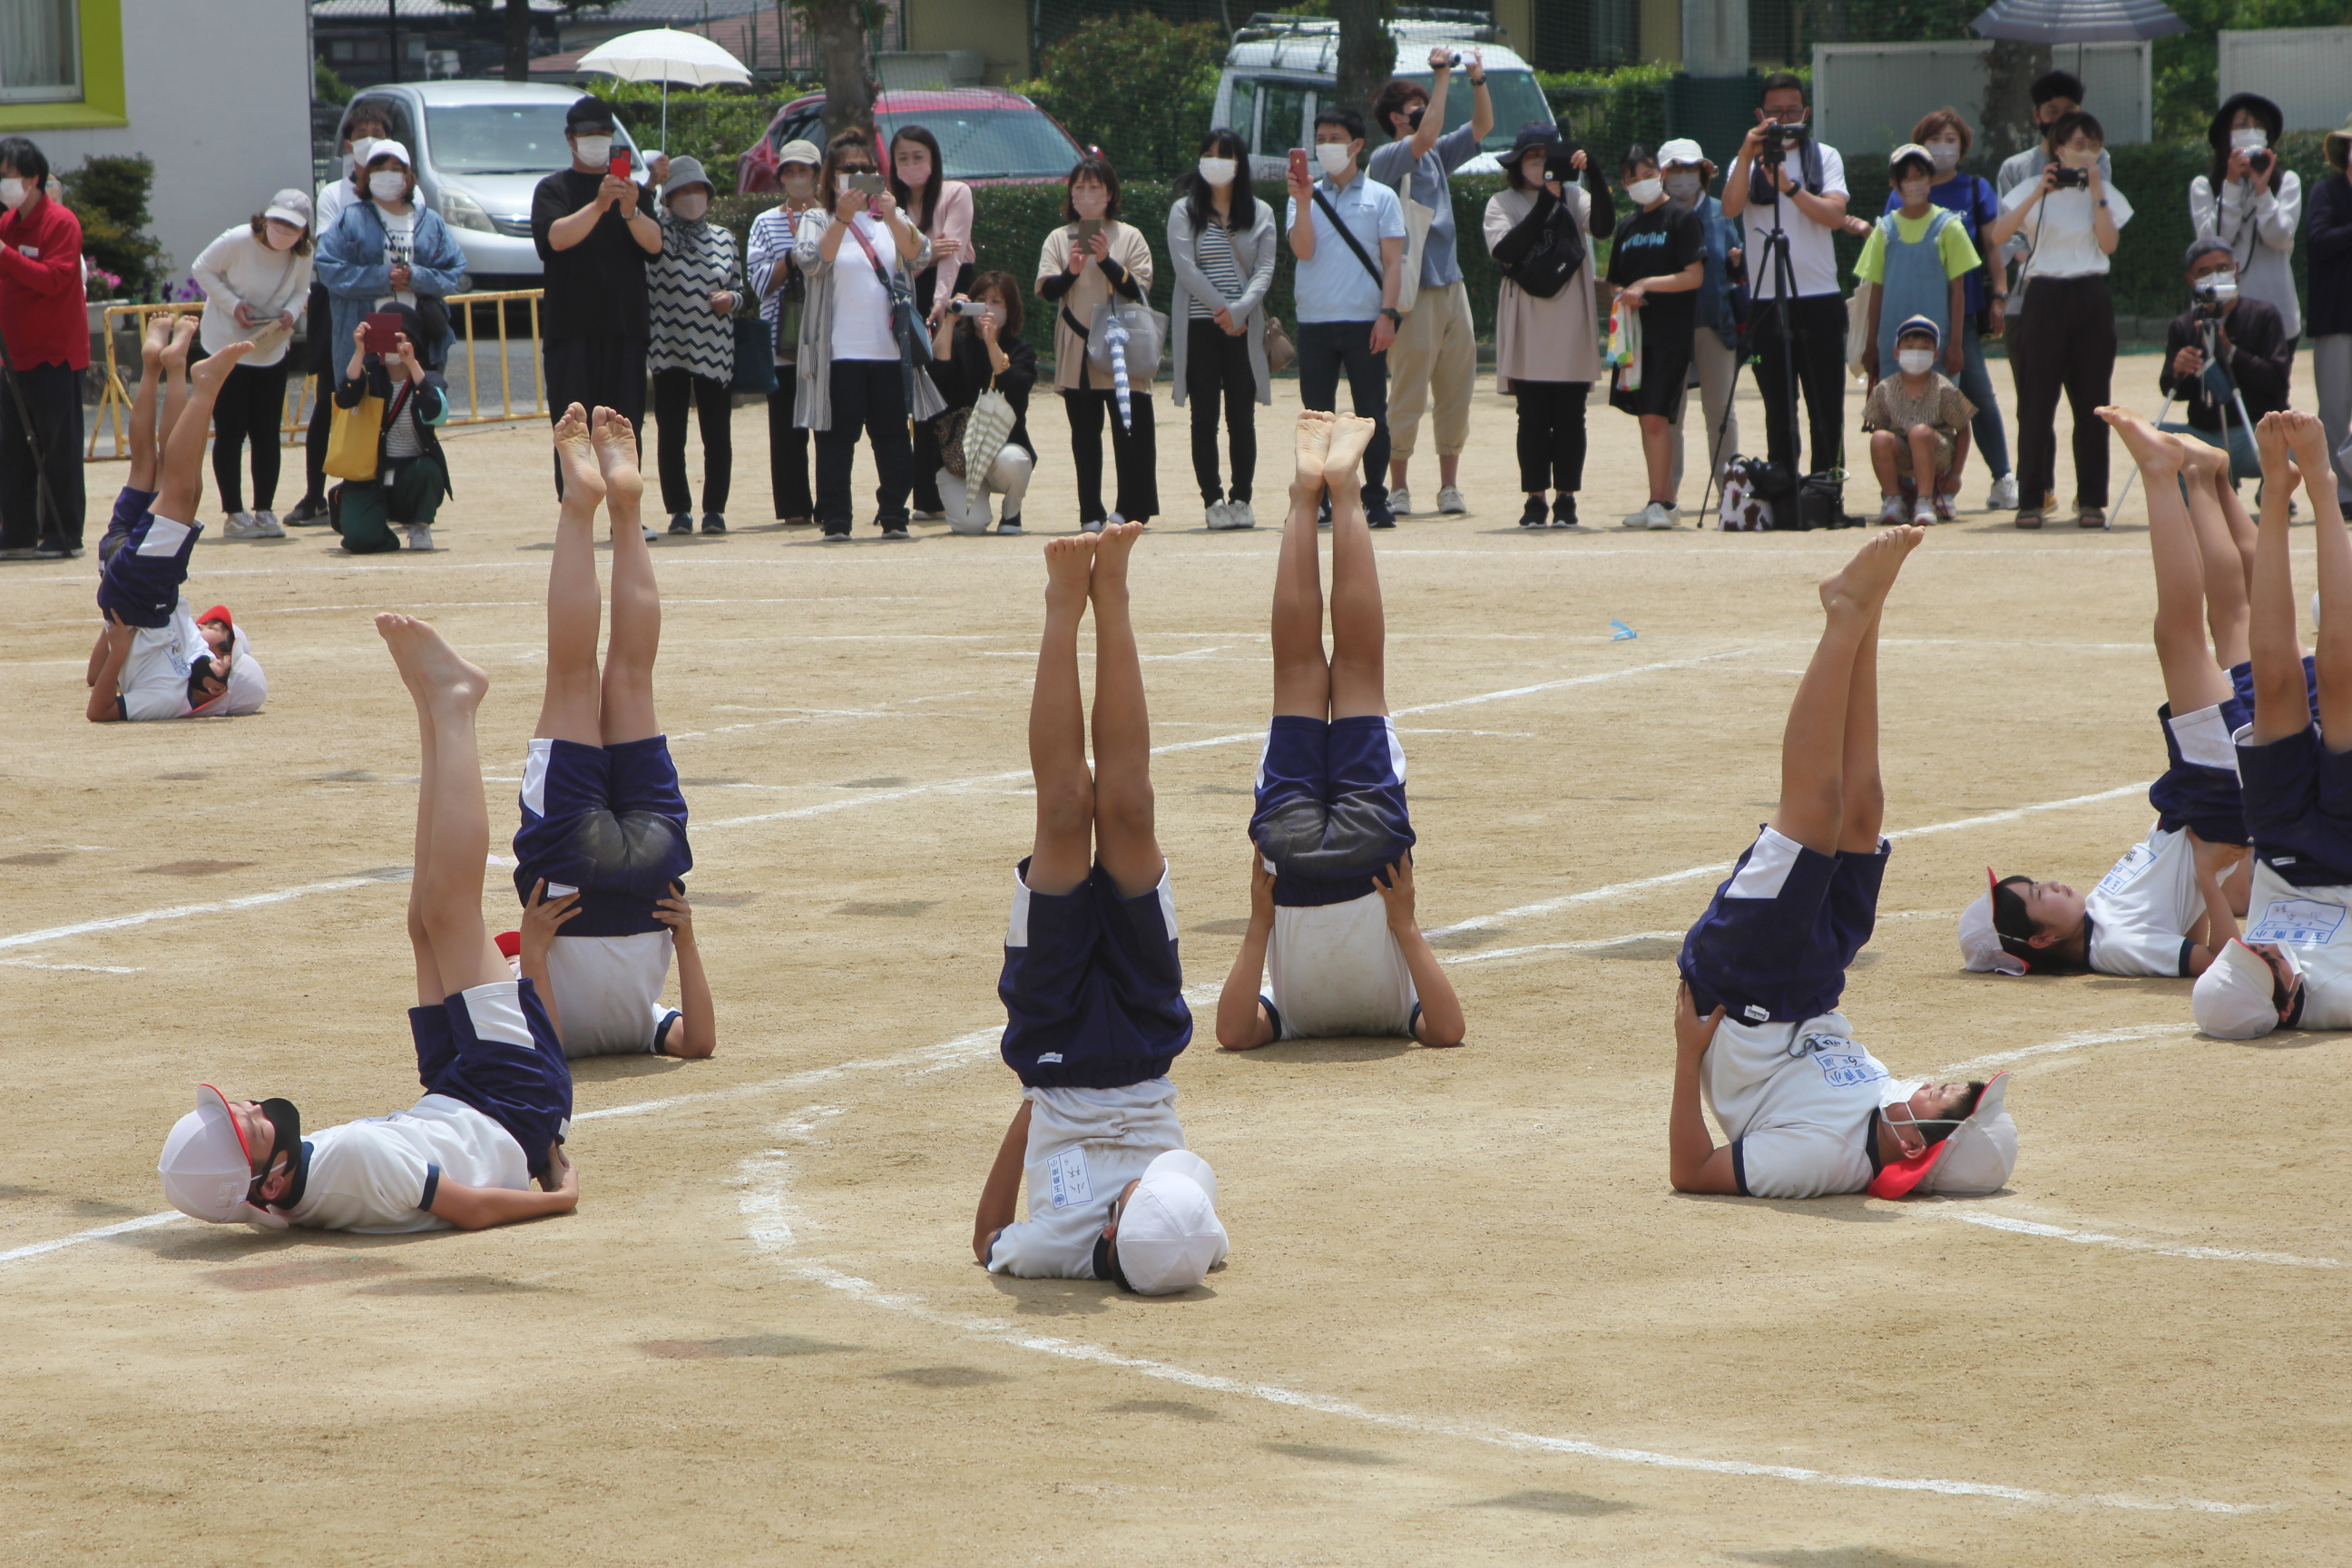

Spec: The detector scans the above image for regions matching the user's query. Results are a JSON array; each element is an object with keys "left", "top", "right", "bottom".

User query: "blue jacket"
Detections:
[
  {"left": 1687, "top": 193, "right": 1740, "bottom": 348},
  {"left": 315, "top": 199, "right": 468, "bottom": 364}
]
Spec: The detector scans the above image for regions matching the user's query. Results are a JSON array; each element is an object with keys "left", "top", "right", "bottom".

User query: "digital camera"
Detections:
[
  {"left": 1543, "top": 142, "right": 1584, "bottom": 184},
  {"left": 1759, "top": 120, "right": 1809, "bottom": 163},
  {"left": 954, "top": 299, "right": 990, "bottom": 318},
  {"left": 2051, "top": 166, "right": 2091, "bottom": 190}
]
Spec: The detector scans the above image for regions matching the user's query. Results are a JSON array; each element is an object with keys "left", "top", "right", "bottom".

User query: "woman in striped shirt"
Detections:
[
  {"left": 649, "top": 157, "right": 742, "bottom": 536},
  {"left": 1169, "top": 128, "right": 1279, "bottom": 531}
]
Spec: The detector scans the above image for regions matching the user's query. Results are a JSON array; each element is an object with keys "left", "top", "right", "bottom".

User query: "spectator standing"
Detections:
[
  {"left": 1603, "top": 144, "right": 1704, "bottom": 529},
  {"left": 747, "top": 138, "right": 823, "bottom": 525},
  {"left": 2191, "top": 93, "right": 2303, "bottom": 351},
  {"left": 890, "top": 125, "right": 974, "bottom": 520},
  {"left": 1037, "top": 152, "right": 1157, "bottom": 530},
  {"left": 926, "top": 270, "right": 1036, "bottom": 534},
  {"left": 329, "top": 303, "right": 450, "bottom": 554},
  {"left": 1656, "top": 139, "right": 1740, "bottom": 499},
  {"left": 532, "top": 96, "right": 662, "bottom": 501},
  {"left": 318, "top": 142, "right": 466, "bottom": 380},
  {"left": 290, "top": 106, "right": 388, "bottom": 525},
  {"left": 1721, "top": 74, "right": 1852, "bottom": 485},
  {"left": 1287, "top": 108, "right": 1406, "bottom": 523},
  {"left": 1994, "top": 71, "right": 2110, "bottom": 392},
  {"left": 2314, "top": 116, "right": 2352, "bottom": 507},
  {"left": 1857, "top": 144, "right": 1981, "bottom": 517},
  {"left": 792, "top": 132, "right": 931, "bottom": 541},
  {"left": 1167, "top": 128, "right": 1277, "bottom": 531},
  {"left": 1983, "top": 111, "right": 2132, "bottom": 529},
  {"left": 648, "top": 157, "right": 740, "bottom": 537},
  {"left": 2158, "top": 237, "right": 2292, "bottom": 476},
  {"left": 1892, "top": 110, "right": 2014, "bottom": 510},
  {"left": 1484, "top": 122, "right": 1611, "bottom": 529},
  {"left": 0, "top": 136, "right": 87, "bottom": 558},
  {"left": 191, "top": 191, "right": 316, "bottom": 540},
  {"left": 1367, "top": 45, "right": 1492, "bottom": 516}
]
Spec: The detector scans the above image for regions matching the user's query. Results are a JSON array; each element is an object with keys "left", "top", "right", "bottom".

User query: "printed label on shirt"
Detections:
[
  {"left": 2246, "top": 897, "right": 2347, "bottom": 947},
  {"left": 2096, "top": 841, "right": 2157, "bottom": 897},
  {"left": 1045, "top": 1147, "right": 1093, "bottom": 1210},
  {"left": 1800, "top": 1034, "right": 1886, "bottom": 1089}
]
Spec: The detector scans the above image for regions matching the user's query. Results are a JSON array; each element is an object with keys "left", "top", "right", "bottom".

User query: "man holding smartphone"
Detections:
[{"left": 533, "top": 96, "right": 662, "bottom": 505}]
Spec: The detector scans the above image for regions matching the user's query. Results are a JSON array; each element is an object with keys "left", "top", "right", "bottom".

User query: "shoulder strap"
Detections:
[
  {"left": 841, "top": 214, "right": 893, "bottom": 288},
  {"left": 1311, "top": 184, "right": 1386, "bottom": 287}
]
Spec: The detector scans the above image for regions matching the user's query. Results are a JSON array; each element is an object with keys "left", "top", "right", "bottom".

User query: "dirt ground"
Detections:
[{"left": 4, "top": 354, "right": 2346, "bottom": 1568}]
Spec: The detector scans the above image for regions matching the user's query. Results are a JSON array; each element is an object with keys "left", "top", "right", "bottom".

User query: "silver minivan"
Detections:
[
  {"left": 329, "top": 81, "right": 646, "bottom": 290},
  {"left": 1212, "top": 18, "right": 1551, "bottom": 181}
]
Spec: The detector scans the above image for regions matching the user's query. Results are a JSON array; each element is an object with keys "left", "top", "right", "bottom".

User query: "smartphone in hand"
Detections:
[
  {"left": 848, "top": 172, "right": 887, "bottom": 197},
  {"left": 1289, "top": 147, "right": 1309, "bottom": 185},
  {"left": 1073, "top": 217, "right": 1103, "bottom": 248},
  {"left": 608, "top": 151, "right": 632, "bottom": 181},
  {"left": 362, "top": 312, "right": 402, "bottom": 355}
]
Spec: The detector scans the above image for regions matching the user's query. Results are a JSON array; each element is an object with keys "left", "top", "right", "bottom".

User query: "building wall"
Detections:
[
  {"left": 902, "top": 0, "right": 1031, "bottom": 84},
  {"left": 1643, "top": 0, "right": 1684, "bottom": 65},
  {"left": 6, "top": 0, "right": 313, "bottom": 284}
]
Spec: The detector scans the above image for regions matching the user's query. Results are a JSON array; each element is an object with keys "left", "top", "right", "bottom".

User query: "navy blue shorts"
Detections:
[
  {"left": 1249, "top": 714, "right": 1416, "bottom": 907},
  {"left": 1679, "top": 827, "right": 1890, "bottom": 1025},
  {"left": 2238, "top": 724, "right": 2352, "bottom": 886},
  {"left": 97, "top": 485, "right": 156, "bottom": 565},
  {"left": 998, "top": 859, "right": 1191, "bottom": 1090},
  {"left": 2150, "top": 698, "right": 2252, "bottom": 846},
  {"left": 409, "top": 978, "right": 573, "bottom": 1184},
  {"left": 95, "top": 505, "right": 200, "bottom": 630},
  {"left": 513, "top": 735, "right": 692, "bottom": 937}
]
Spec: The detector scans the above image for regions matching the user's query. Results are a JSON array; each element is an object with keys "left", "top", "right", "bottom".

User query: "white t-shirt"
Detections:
[
  {"left": 985, "top": 1080, "right": 1201, "bottom": 1279},
  {"left": 2083, "top": 823, "right": 2203, "bottom": 978},
  {"left": 1738, "top": 141, "right": 1848, "bottom": 299},
  {"left": 828, "top": 213, "right": 898, "bottom": 361},
  {"left": 2002, "top": 177, "right": 2132, "bottom": 280},
  {"left": 543, "top": 930, "right": 677, "bottom": 1056},
  {"left": 1703, "top": 1009, "right": 1907, "bottom": 1199},
  {"left": 117, "top": 598, "right": 205, "bottom": 722},
  {"left": 283, "top": 1093, "right": 531, "bottom": 1234},
  {"left": 2240, "top": 862, "right": 2352, "bottom": 1028},
  {"left": 377, "top": 206, "right": 417, "bottom": 306},
  {"left": 1266, "top": 887, "right": 1418, "bottom": 1039}
]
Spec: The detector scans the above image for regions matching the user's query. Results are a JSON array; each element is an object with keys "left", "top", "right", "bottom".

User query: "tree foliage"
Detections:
[
  {"left": 60, "top": 154, "right": 165, "bottom": 299},
  {"left": 1018, "top": 15, "right": 1227, "bottom": 181}
]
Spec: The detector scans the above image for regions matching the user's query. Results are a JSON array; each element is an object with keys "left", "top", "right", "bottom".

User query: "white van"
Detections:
[{"left": 1212, "top": 16, "right": 1552, "bottom": 181}]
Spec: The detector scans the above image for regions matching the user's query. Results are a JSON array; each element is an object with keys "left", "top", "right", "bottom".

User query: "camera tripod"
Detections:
[
  {"left": 2111, "top": 312, "right": 2258, "bottom": 518},
  {"left": 1699, "top": 157, "right": 1815, "bottom": 525}
]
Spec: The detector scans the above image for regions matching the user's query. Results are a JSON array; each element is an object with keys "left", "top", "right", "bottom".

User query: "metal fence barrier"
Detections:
[{"left": 86, "top": 289, "right": 551, "bottom": 463}]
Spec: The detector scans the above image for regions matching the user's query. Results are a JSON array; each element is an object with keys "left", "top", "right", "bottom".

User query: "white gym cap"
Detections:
[
  {"left": 363, "top": 140, "right": 413, "bottom": 171},
  {"left": 1655, "top": 138, "right": 1707, "bottom": 168},
  {"left": 1113, "top": 1150, "right": 1227, "bottom": 1295},
  {"left": 1868, "top": 1072, "right": 2018, "bottom": 1199},
  {"left": 1958, "top": 868, "right": 2028, "bottom": 975},
  {"left": 2193, "top": 937, "right": 2293, "bottom": 1039},
  {"left": 157, "top": 1085, "right": 289, "bottom": 1230}
]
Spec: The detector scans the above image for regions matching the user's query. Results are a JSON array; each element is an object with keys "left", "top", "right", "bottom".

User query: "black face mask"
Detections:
[{"left": 1406, "top": 104, "right": 1425, "bottom": 132}]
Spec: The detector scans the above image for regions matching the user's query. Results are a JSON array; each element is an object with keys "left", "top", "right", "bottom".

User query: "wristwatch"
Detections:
[{"left": 1380, "top": 307, "right": 1403, "bottom": 325}]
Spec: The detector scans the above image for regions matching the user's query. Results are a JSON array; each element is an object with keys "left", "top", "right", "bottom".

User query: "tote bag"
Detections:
[
  {"left": 324, "top": 386, "right": 391, "bottom": 482},
  {"left": 1387, "top": 169, "right": 1435, "bottom": 314}
]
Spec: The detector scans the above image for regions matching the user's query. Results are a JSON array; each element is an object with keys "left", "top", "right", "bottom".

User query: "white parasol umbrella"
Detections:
[
  {"left": 574, "top": 27, "right": 752, "bottom": 150},
  {"left": 1971, "top": 0, "right": 2189, "bottom": 44}
]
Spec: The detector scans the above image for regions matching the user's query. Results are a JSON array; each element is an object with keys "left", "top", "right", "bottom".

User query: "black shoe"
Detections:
[
  {"left": 1520, "top": 496, "right": 1548, "bottom": 527},
  {"left": 668, "top": 512, "right": 694, "bottom": 535},
  {"left": 1552, "top": 495, "right": 1581, "bottom": 529},
  {"left": 285, "top": 496, "right": 329, "bottom": 525},
  {"left": 34, "top": 540, "right": 80, "bottom": 558},
  {"left": 821, "top": 524, "right": 850, "bottom": 541},
  {"left": 701, "top": 513, "right": 727, "bottom": 534},
  {"left": 1367, "top": 503, "right": 1396, "bottom": 529},
  {"left": 880, "top": 519, "right": 910, "bottom": 540}
]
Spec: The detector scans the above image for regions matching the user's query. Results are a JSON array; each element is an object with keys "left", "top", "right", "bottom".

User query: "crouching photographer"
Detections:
[{"left": 2158, "top": 236, "right": 2292, "bottom": 481}]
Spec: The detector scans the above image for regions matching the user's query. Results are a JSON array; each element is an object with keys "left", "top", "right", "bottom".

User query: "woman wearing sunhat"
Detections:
[
  {"left": 2312, "top": 114, "right": 2352, "bottom": 510},
  {"left": 2191, "top": 93, "right": 2304, "bottom": 352}
]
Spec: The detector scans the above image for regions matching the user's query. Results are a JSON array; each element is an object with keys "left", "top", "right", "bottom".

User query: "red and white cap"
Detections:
[
  {"left": 198, "top": 604, "right": 233, "bottom": 632},
  {"left": 156, "top": 1085, "right": 289, "bottom": 1230},
  {"left": 1868, "top": 1072, "right": 2018, "bottom": 1200},
  {"left": 1957, "top": 868, "right": 2029, "bottom": 976}
]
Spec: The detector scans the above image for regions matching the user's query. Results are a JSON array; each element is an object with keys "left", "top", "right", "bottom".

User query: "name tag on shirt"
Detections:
[
  {"left": 1798, "top": 1032, "right": 1885, "bottom": 1088},
  {"left": 2097, "top": 842, "right": 2156, "bottom": 897},
  {"left": 1045, "top": 1147, "right": 1093, "bottom": 1210},
  {"left": 2247, "top": 897, "right": 2348, "bottom": 946}
]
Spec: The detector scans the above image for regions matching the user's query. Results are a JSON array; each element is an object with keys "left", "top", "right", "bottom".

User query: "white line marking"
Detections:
[
  {"left": 0, "top": 1212, "right": 179, "bottom": 1264},
  {"left": 1443, "top": 930, "right": 1686, "bottom": 965},
  {"left": 0, "top": 958, "right": 142, "bottom": 974},
  {"left": 0, "top": 870, "right": 411, "bottom": 952},
  {"left": 1939, "top": 1022, "right": 2190, "bottom": 1077},
  {"left": 1924, "top": 1209, "right": 2339, "bottom": 1269}
]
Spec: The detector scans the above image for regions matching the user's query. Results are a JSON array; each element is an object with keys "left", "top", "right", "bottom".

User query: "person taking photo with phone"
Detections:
[
  {"left": 191, "top": 190, "right": 315, "bottom": 541},
  {"left": 1038, "top": 152, "right": 1158, "bottom": 531}
]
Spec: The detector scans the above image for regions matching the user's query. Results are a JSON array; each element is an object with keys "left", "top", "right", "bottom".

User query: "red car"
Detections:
[{"left": 737, "top": 87, "right": 1085, "bottom": 194}]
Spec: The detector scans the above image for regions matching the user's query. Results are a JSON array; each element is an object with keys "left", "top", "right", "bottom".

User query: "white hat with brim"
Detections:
[
  {"left": 1114, "top": 1150, "right": 1226, "bottom": 1295},
  {"left": 2193, "top": 938, "right": 2290, "bottom": 1039},
  {"left": 158, "top": 1084, "right": 289, "bottom": 1230},
  {"left": 363, "top": 140, "right": 413, "bottom": 172},
  {"left": 1958, "top": 870, "right": 2028, "bottom": 975},
  {"left": 1868, "top": 1071, "right": 2017, "bottom": 1199},
  {"left": 777, "top": 139, "right": 823, "bottom": 170},
  {"left": 1655, "top": 137, "right": 1707, "bottom": 169}
]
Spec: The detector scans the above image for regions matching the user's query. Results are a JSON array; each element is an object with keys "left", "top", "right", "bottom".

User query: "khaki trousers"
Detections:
[
  {"left": 1385, "top": 279, "right": 1475, "bottom": 461},
  {"left": 1670, "top": 329, "right": 1742, "bottom": 495}
]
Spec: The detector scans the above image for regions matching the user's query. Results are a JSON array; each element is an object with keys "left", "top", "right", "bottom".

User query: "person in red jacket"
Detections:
[{"left": 0, "top": 136, "right": 87, "bottom": 557}]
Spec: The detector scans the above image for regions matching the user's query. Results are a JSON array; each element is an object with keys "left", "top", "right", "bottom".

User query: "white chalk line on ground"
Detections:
[
  {"left": 0, "top": 1211, "right": 177, "bottom": 1266},
  {"left": 1917, "top": 1208, "right": 2339, "bottom": 1269},
  {"left": 0, "top": 870, "right": 411, "bottom": 952}
]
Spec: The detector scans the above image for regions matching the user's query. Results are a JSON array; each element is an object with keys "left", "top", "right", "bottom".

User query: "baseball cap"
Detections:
[
  {"left": 2193, "top": 937, "right": 2292, "bottom": 1039},
  {"left": 1894, "top": 312, "right": 1942, "bottom": 348},
  {"left": 158, "top": 1085, "right": 296, "bottom": 1230},
  {"left": 1112, "top": 1150, "right": 1228, "bottom": 1295},
  {"left": 263, "top": 189, "right": 312, "bottom": 229},
  {"left": 567, "top": 95, "right": 617, "bottom": 133},
  {"left": 778, "top": 139, "right": 823, "bottom": 170},
  {"left": 1957, "top": 872, "right": 2030, "bottom": 976},
  {"left": 198, "top": 603, "right": 233, "bottom": 632},
  {"left": 1868, "top": 1072, "right": 2017, "bottom": 1199},
  {"left": 1888, "top": 142, "right": 1936, "bottom": 173},
  {"left": 363, "top": 139, "right": 412, "bottom": 172},
  {"left": 1655, "top": 137, "right": 1706, "bottom": 169}
]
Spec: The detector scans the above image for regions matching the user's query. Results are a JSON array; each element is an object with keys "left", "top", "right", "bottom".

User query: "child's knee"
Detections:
[
  {"left": 1907, "top": 424, "right": 1937, "bottom": 445},
  {"left": 1869, "top": 430, "right": 1896, "bottom": 452},
  {"left": 1093, "top": 780, "right": 1156, "bottom": 839},
  {"left": 1035, "top": 778, "right": 1093, "bottom": 834}
]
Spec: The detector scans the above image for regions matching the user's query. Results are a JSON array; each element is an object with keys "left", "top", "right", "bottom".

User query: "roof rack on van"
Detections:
[{"left": 1233, "top": 10, "right": 1504, "bottom": 45}]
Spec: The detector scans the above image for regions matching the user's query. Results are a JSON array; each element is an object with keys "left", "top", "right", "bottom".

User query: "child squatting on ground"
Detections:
[
  {"left": 1669, "top": 525, "right": 2019, "bottom": 1200},
  {"left": 1216, "top": 410, "right": 1465, "bottom": 1049},
  {"left": 157, "top": 612, "right": 579, "bottom": 1234},
  {"left": 85, "top": 313, "right": 268, "bottom": 723},
  {"left": 1861, "top": 314, "right": 1976, "bottom": 525},
  {"left": 971, "top": 521, "right": 1229, "bottom": 1294}
]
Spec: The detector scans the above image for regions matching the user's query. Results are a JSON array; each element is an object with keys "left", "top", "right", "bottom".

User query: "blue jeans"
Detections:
[{"left": 1957, "top": 309, "right": 2010, "bottom": 478}]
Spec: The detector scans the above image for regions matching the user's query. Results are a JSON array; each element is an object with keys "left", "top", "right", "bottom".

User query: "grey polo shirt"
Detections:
[{"left": 1367, "top": 122, "right": 1481, "bottom": 289}]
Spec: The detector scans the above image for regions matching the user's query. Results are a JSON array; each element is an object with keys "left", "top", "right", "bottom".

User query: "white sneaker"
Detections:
[
  {"left": 1913, "top": 498, "right": 1937, "bottom": 526},
  {"left": 1388, "top": 485, "right": 1414, "bottom": 516},
  {"left": 1987, "top": 474, "right": 2019, "bottom": 510},
  {"left": 1226, "top": 498, "right": 1256, "bottom": 530},
  {"left": 1879, "top": 494, "right": 1908, "bottom": 524},
  {"left": 1643, "top": 501, "right": 1681, "bottom": 530},
  {"left": 642, "top": 525, "right": 658, "bottom": 544},
  {"left": 406, "top": 524, "right": 436, "bottom": 551},
  {"left": 252, "top": 510, "right": 285, "bottom": 537},
  {"left": 1436, "top": 485, "right": 1467, "bottom": 514},
  {"left": 1205, "top": 500, "right": 1232, "bottom": 530},
  {"left": 223, "top": 510, "right": 269, "bottom": 539}
]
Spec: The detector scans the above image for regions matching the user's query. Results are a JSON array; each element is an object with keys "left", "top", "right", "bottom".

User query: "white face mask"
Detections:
[
  {"left": 1662, "top": 171, "right": 1702, "bottom": 202},
  {"left": 1926, "top": 141, "right": 1962, "bottom": 174},
  {"left": 1315, "top": 142, "right": 1354, "bottom": 177},
  {"left": 573, "top": 134, "right": 612, "bottom": 168},
  {"left": 1197, "top": 156, "right": 1237, "bottom": 188},
  {"left": 264, "top": 222, "right": 301, "bottom": 251},
  {"left": 1070, "top": 183, "right": 1108, "bottom": 219},
  {"left": 1625, "top": 177, "right": 1663, "bottom": 206},
  {"left": 345, "top": 138, "right": 376, "bottom": 172},
  {"left": 2230, "top": 127, "right": 2269, "bottom": 152},
  {"left": 781, "top": 169, "right": 817, "bottom": 198},
  {"left": 0, "top": 177, "right": 25, "bottom": 210},
  {"left": 368, "top": 170, "right": 408, "bottom": 201},
  {"left": 2058, "top": 144, "right": 2098, "bottom": 170},
  {"left": 1899, "top": 179, "right": 1932, "bottom": 206},
  {"left": 1897, "top": 348, "right": 1936, "bottom": 376},
  {"left": 669, "top": 191, "right": 709, "bottom": 221}
]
